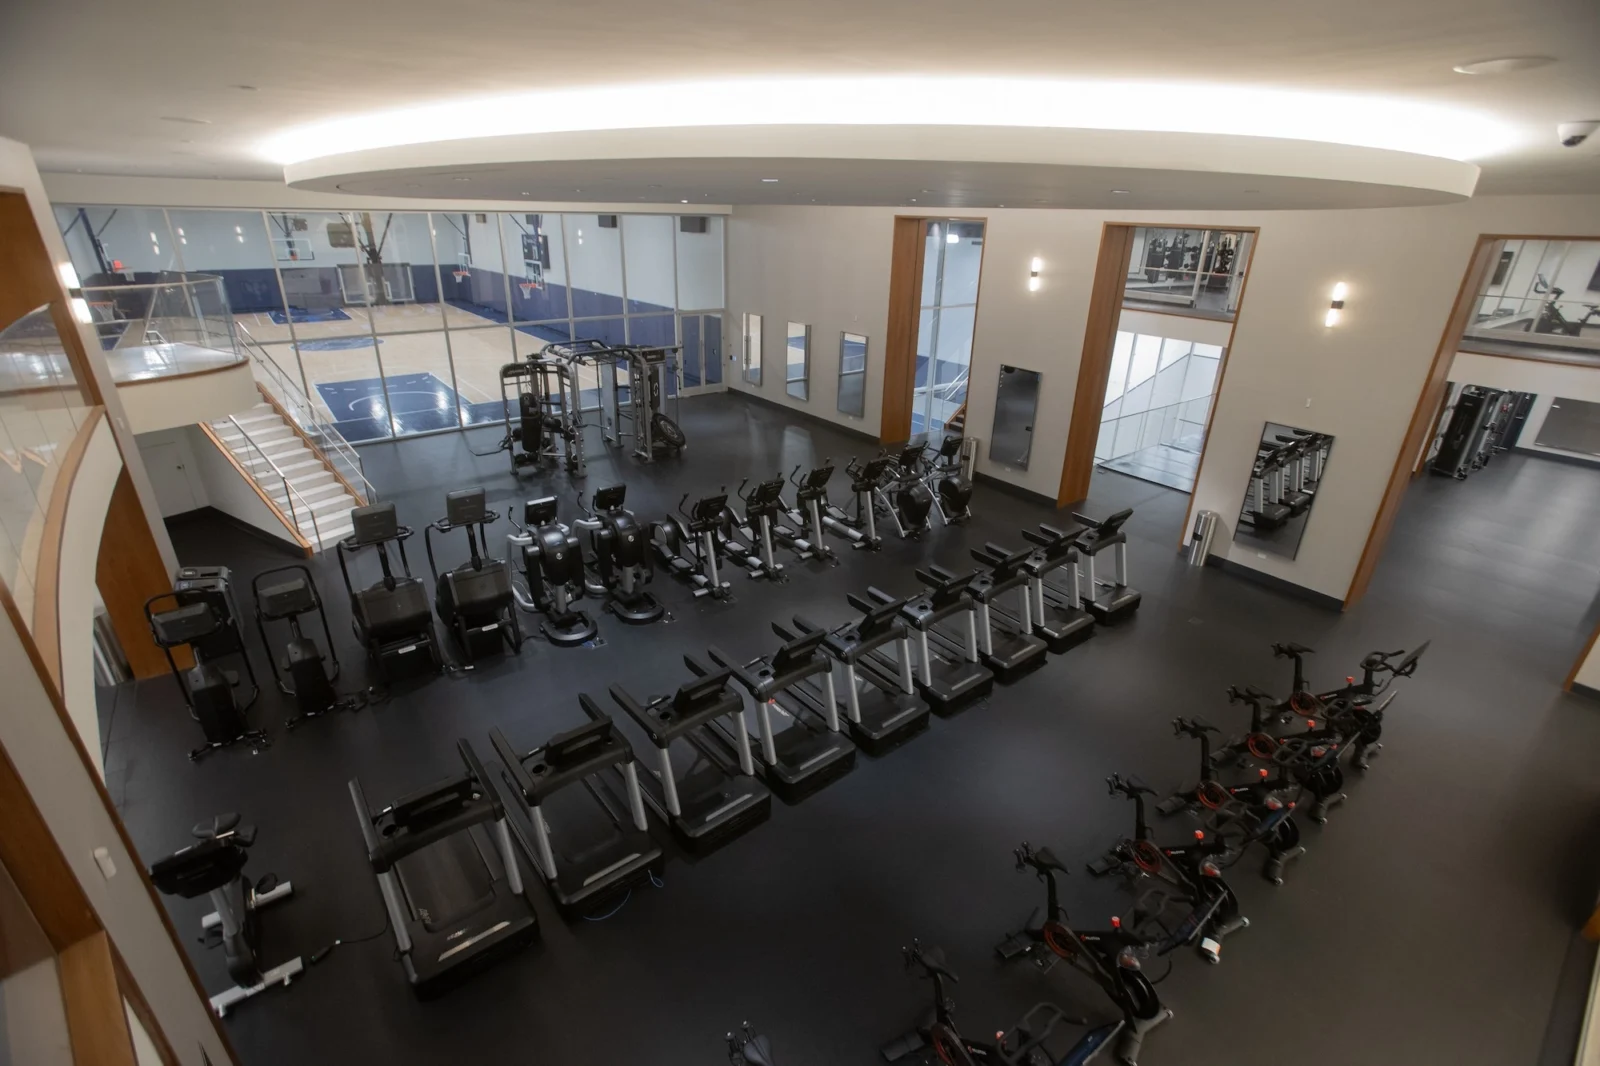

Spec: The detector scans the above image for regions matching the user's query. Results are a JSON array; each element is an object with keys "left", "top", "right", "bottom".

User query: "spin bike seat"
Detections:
[
  {"left": 739, "top": 1035, "right": 776, "bottom": 1066},
  {"left": 1032, "top": 847, "right": 1069, "bottom": 873},
  {"left": 192, "top": 812, "right": 242, "bottom": 839},
  {"left": 1276, "top": 642, "right": 1314, "bottom": 656}
]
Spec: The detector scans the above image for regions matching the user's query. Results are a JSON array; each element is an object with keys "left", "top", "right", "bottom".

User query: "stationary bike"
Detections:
[
  {"left": 148, "top": 814, "right": 302, "bottom": 1017},
  {"left": 510, "top": 495, "right": 598, "bottom": 647},
  {"left": 885, "top": 940, "right": 1127, "bottom": 1065},
  {"left": 994, "top": 847, "right": 1174, "bottom": 1065},
  {"left": 726, "top": 1023, "right": 777, "bottom": 1065},
  {"left": 653, "top": 491, "right": 734, "bottom": 599}
]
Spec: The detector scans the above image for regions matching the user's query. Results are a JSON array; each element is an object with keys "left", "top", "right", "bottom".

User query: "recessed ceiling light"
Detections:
[
  {"left": 520, "top": 191, "right": 530, "bottom": 195},
  {"left": 453, "top": 176, "right": 470, "bottom": 182},
  {"left": 761, "top": 178, "right": 780, "bottom": 183},
  {"left": 1243, "top": 188, "right": 1261, "bottom": 194},
  {"left": 920, "top": 189, "right": 933, "bottom": 194},
  {"left": 909, "top": 198, "right": 917, "bottom": 202},
  {"left": 681, "top": 199, "right": 689, "bottom": 204},
  {"left": 1453, "top": 56, "right": 1555, "bottom": 75},
  {"left": 232, "top": 84, "right": 258, "bottom": 91},
  {"left": 1110, "top": 189, "right": 1131, "bottom": 195},
  {"left": 160, "top": 115, "right": 210, "bottom": 124},
  {"left": 648, "top": 184, "right": 662, "bottom": 188}
]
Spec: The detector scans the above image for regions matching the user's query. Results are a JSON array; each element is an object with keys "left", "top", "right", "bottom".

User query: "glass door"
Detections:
[
  {"left": 912, "top": 220, "right": 984, "bottom": 437},
  {"left": 677, "top": 312, "right": 724, "bottom": 396}
]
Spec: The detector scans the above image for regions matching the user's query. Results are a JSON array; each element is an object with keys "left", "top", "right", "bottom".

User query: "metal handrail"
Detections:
[
  {"left": 80, "top": 271, "right": 225, "bottom": 294},
  {"left": 235, "top": 323, "right": 377, "bottom": 505},
  {"left": 222, "top": 415, "right": 327, "bottom": 551}
]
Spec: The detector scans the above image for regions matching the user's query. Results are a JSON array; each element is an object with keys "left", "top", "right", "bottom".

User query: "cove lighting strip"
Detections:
[{"left": 262, "top": 76, "right": 1519, "bottom": 166}]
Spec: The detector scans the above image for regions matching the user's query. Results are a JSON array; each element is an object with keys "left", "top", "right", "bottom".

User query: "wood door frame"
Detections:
[
  {"left": 1059, "top": 222, "right": 1260, "bottom": 510},
  {"left": 880, "top": 214, "right": 988, "bottom": 444}
]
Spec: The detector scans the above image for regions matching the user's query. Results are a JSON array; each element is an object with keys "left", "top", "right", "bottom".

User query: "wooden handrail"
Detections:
[
  {"left": 252, "top": 383, "right": 370, "bottom": 506},
  {"left": 32, "top": 407, "right": 106, "bottom": 691}
]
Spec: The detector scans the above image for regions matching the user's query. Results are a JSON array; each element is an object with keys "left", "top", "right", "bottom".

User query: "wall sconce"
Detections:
[
  {"left": 1028, "top": 257, "right": 1043, "bottom": 292},
  {"left": 1324, "top": 282, "right": 1347, "bottom": 327}
]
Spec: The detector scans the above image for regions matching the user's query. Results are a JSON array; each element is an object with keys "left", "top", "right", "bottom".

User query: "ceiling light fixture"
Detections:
[
  {"left": 1110, "top": 189, "right": 1130, "bottom": 195},
  {"left": 681, "top": 199, "right": 689, "bottom": 204},
  {"left": 1452, "top": 56, "right": 1555, "bottom": 75},
  {"left": 761, "top": 178, "right": 780, "bottom": 182},
  {"left": 261, "top": 76, "right": 1519, "bottom": 165},
  {"left": 232, "top": 84, "right": 258, "bottom": 91},
  {"left": 160, "top": 115, "right": 210, "bottom": 124}
]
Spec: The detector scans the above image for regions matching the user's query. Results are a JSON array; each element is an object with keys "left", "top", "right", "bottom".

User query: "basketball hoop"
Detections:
[
  {"left": 518, "top": 280, "right": 538, "bottom": 300},
  {"left": 452, "top": 268, "right": 471, "bottom": 282}
]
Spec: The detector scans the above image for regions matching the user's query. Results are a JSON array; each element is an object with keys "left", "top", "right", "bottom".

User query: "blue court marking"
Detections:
[
  {"left": 269, "top": 307, "right": 351, "bottom": 325},
  {"left": 298, "top": 335, "right": 382, "bottom": 351},
  {"left": 315, "top": 372, "right": 463, "bottom": 441}
]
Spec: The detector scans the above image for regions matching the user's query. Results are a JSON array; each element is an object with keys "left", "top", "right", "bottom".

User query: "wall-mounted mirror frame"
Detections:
[
  {"left": 1233, "top": 422, "right": 1334, "bottom": 560},
  {"left": 785, "top": 321, "right": 809, "bottom": 401},
  {"left": 989, "top": 364, "right": 1042, "bottom": 468},
  {"left": 742, "top": 312, "right": 763, "bottom": 386},
  {"left": 838, "top": 332, "right": 868, "bottom": 417}
]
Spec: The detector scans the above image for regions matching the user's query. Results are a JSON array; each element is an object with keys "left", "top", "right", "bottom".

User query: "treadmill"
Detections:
[
  {"left": 696, "top": 625, "right": 858, "bottom": 803},
  {"left": 348, "top": 740, "right": 539, "bottom": 998},
  {"left": 487, "top": 699, "right": 662, "bottom": 919},
  {"left": 782, "top": 600, "right": 930, "bottom": 756},
  {"left": 896, "top": 567, "right": 995, "bottom": 714},
  {"left": 1073, "top": 509, "right": 1142, "bottom": 625},
  {"left": 609, "top": 664, "right": 772, "bottom": 853},
  {"left": 1018, "top": 524, "right": 1096, "bottom": 652},
  {"left": 965, "top": 544, "right": 1050, "bottom": 681}
]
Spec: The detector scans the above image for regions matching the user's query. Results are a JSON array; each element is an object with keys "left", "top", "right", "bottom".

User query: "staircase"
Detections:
[{"left": 207, "top": 403, "right": 364, "bottom": 550}]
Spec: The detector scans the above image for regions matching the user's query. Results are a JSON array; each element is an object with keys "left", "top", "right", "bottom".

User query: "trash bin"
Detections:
[{"left": 1188, "top": 510, "right": 1219, "bottom": 567}]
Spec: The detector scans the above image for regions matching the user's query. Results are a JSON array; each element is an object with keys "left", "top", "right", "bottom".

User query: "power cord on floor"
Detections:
[
  {"left": 581, "top": 870, "right": 666, "bottom": 922},
  {"left": 308, "top": 909, "right": 392, "bottom": 967}
]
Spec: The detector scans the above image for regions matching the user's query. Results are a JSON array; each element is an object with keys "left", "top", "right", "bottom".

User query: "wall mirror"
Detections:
[
  {"left": 989, "top": 364, "right": 1041, "bottom": 468},
  {"left": 785, "top": 321, "right": 809, "bottom": 401},
  {"left": 1233, "top": 422, "right": 1334, "bottom": 560},
  {"left": 742, "top": 312, "right": 762, "bottom": 386},
  {"left": 838, "top": 332, "right": 868, "bottom": 417}
]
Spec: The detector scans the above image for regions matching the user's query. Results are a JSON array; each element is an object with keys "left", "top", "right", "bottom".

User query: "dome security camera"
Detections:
[{"left": 1558, "top": 121, "right": 1598, "bottom": 148}]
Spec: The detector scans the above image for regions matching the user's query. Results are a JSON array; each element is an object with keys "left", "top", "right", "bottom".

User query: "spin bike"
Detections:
[
  {"left": 727, "top": 1023, "right": 777, "bottom": 1065},
  {"left": 993, "top": 846, "right": 1175, "bottom": 1065},
  {"left": 1083, "top": 776, "right": 1251, "bottom": 957},
  {"left": 885, "top": 940, "right": 1128, "bottom": 1066}
]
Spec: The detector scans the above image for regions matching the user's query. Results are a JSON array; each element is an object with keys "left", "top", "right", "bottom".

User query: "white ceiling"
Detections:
[{"left": 3, "top": 0, "right": 1597, "bottom": 200}]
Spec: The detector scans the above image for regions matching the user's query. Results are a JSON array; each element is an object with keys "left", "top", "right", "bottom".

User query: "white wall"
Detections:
[
  {"left": 727, "top": 194, "right": 1600, "bottom": 599},
  {"left": 1577, "top": 639, "right": 1600, "bottom": 692},
  {"left": 57, "top": 419, "right": 122, "bottom": 771},
  {"left": 117, "top": 362, "right": 261, "bottom": 435},
  {"left": 186, "top": 425, "right": 301, "bottom": 548},
  {"left": 135, "top": 428, "right": 210, "bottom": 516},
  {"left": 1117, "top": 307, "right": 1234, "bottom": 349},
  {"left": 727, "top": 206, "right": 893, "bottom": 436}
]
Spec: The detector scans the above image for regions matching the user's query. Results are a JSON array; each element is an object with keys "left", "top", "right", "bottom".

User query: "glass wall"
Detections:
[
  {"left": 1094, "top": 330, "right": 1222, "bottom": 492},
  {"left": 1123, "top": 227, "right": 1252, "bottom": 319},
  {"left": 1464, "top": 238, "right": 1600, "bottom": 357},
  {"left": 53, "top": 205, "right": 727, "bottom": 443},
  {"left": 912, "top": 219, "right": 984, "bottom": 436},
  {"left": 0, "top": 307, "right": 94, "bottom": 627}
]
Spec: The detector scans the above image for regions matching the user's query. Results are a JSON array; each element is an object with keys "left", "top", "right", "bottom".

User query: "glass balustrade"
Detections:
[{"left": 79, "top": 272, "right": 247, "bottom": 383}]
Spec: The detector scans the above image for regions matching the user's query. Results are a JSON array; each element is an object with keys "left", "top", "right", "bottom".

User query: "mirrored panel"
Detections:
[
  {"left": 743, "top": 312, "right": 762, "bottom": 385},
  {"left": 1233, "top": 423, "right": 1334, "bottom": 560},
  {"left": 838, "top": 332, "right": 867, "bottom": 417},
  {"left": 785, "top": 322, "right": 809, "bottom": 401},
  {"left": 989, "top": 364, "right": 1041, "bottom": 468}
]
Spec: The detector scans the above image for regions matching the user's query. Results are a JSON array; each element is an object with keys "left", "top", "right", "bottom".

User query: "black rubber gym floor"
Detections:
[{"left": 102, "top": 395, "right": 1600, "bottom": 1066}]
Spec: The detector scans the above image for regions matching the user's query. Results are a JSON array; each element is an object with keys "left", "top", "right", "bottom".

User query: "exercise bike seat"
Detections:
[
  {"left": 1032, "top": 846, "right": 1069, "bottom": 873},
  {"left": 738, "top": 1034, "right": 776, "bottom": 1066},
  {"left": 1276, "top": 642, "right": 1314, "bottom": 656},
  {"left": 192, "top": 813, "right": 244, "bottom": 840}
]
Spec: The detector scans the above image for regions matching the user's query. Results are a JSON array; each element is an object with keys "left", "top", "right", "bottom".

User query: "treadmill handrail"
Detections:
[{"left": 609, "top": 670, "right": 743, "bottom": 744}]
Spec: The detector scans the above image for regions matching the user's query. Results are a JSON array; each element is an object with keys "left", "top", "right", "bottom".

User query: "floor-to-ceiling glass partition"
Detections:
[
  {"left": 1122, "top": 228, "right": 1252, "bottom": 319},
  {"left": 52, "top": 205, "right": 728, "bottom": 443},
  {"left": 912, "top": 219, "right": 984, "bottom": 436},
  {"left": 1094, "top": 330, "right": 1222, "bottom": 492}
]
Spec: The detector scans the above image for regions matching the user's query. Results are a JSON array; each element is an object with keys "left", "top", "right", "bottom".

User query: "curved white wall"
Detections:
[
  {"left": 117, "top": 361, "right": 261, "bottom": 434},
  {"left": 57, "top": 417, "right": 122, "bottom": 770}
]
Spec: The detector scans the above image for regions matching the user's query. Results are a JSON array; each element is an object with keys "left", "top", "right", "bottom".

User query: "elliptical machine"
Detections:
[
  {"left": 510, "top": 496, "right": 599, "bottom": 647},
  {"left": 149, "top": 814, "right": 301, "bottom": 1017},
  {"left": 251, "top": 566, "right": 340, "bottom": 729},
  {"left": 876, "top": 443, "right": 935, "bottom": 539},
  {"left": 771, "top": 463, "right": 837, "bottom": 564},
  {"left": 725, "top": 475, "right": 787, "bottom": 581},
  {"left": 820, "top": 455, "right": 895, "bottom": 551},
  {"left": 146, "top": 572, "right": 266, "bottom": 761},
  {"left": 425, "top": 488, "right": 524, "bottom": 661},
  {"left": 924, "top": 435, "right": 973, "bottom": 525},
  {"left": 575, "top": 484, "right": 664, "bottom": 624},
  {"left": 653, "top": 491, "right": 735, "bottom": 599}
]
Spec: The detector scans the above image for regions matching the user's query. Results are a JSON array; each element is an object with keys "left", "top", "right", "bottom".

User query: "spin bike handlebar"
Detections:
[
  {"left": 902, "top": 940, "right": 958, "bottom": 983},
  {"left": 1107, "top": 773, "right": 1155, "bottom": 798},
  {"left": 1227, "top": 685, "right": 1274, "bottom": 705},
  {"left": 1172, "top": 716, "right": 1217, "bottom": 737}
]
